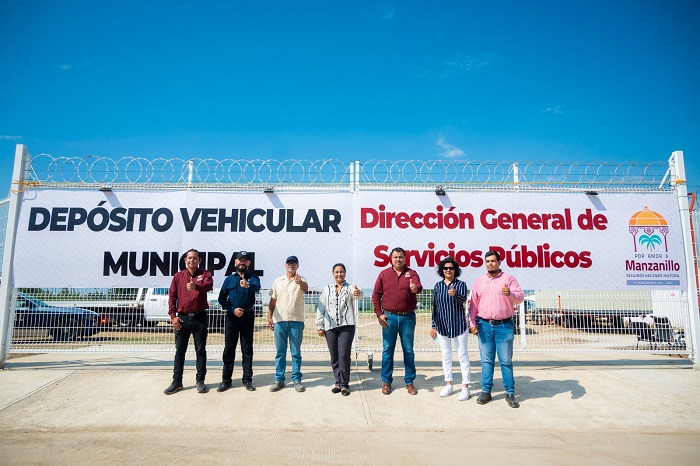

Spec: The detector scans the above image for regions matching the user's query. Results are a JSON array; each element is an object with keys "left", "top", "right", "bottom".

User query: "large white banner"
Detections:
[
  {"left": 14, "top": 190, "right": 353, "bottom": 288},
  {"left": 352, "top": 191, "right": 687, "bottom": 290},
  {"left": 13, "top": 189, "right": 687, "bottom": 290}
]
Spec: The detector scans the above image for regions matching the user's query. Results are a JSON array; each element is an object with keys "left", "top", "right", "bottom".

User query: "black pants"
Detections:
[
  {"left": 173, "top": 311, "right": 208, "bottom": 383},
  {"left": 222, "top": 310, "right": 255, "bottom": 384},
  {"left": 325, "top": 325, "right": 355, "bottom": 389}
]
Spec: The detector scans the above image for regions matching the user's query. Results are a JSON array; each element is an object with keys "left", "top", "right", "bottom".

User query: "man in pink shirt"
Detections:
[{"left": 468, "top": 251, "right": 524, "bottom": 408}]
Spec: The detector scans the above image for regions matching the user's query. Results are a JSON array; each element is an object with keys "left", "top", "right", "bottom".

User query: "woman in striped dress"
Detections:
[
  {"left": 430, "top": 256, "right": 472, "bottom": 401},
  {"left": 316, "top": 263, "right": 362, "bottom": 396}
]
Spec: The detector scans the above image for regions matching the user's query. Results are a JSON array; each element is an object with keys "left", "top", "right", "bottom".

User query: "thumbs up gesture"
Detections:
[
  {"left": 502, "top": 285, "right": 510, "bottom": 296},
  {"left": 353, "top": 284, "right": 361, "bottom": 297},
  {"left": 448, "top": 283, "right": 456, "bottom": 297},
  {"left": 409, "top": 278, "right": 417, "bottom": 293},
  {"left": 295, "top": 273, "right": 301, "bottom": 285},
  {"left": 240, "top": 277, "right": 249, "bottom": 288}
]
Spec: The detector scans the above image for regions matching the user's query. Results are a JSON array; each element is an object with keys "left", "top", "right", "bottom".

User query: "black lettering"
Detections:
[
  {"left": 218, "top": 209, "right": 238, "bottom": 232},
  {"left": 87, "top": 207, "right": 110, "bottom": 231},
  {"left": 67, "top": 208, "right": 87, "bottom": 231},
  {"left": 323, "top": 209, "right": 341, "bottom": 232},
  {"left": 104, "top": 251, "right": 128, "bottom": 276},
  {"left": 206, "top": 251, "right": 227, "bottom": 273},
  {"left": 286, "top": 209, "right": 304, "bottom": 232},
  {"left": 150, "top": 251, "right": 171, "bottom": 276},
  {"left": 201, "top": 208, "right": 217, "bottom": 232},
  {"left": 129, "top": 251, "right": 150, "bottom": 276},
  {"left": 180, "top": 208, "right": 200, "bottom": 231},
  {"left": 247, "top": 208, "right": 266, "bottom": 232},
  {"left": 28, "top": 207, "right": 50, "bottom": 231},
  {"left": 302, "top": 210, "right": 321, "bottom": 231},
  {"left": 266, "top": 209, "right": 285, "bottom": 232},
  {"left": 151, "top": 208, "right": 173, "bottom": 232},
  {"left": 109, "top": 207, "right": 127, "bottom": 232},
  {"left": 50, "top": 207, "right": 69, "bottom": 231}
]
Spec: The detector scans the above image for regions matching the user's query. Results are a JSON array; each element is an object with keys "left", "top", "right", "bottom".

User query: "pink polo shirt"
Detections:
[{"left": 468, "top": 270, "right": 524, "bottom": 327}]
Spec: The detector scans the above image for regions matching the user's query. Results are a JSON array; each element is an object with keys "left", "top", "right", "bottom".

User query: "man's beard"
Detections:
[{"left": 237, "top": 264, "right": 247, "bottom": 273}]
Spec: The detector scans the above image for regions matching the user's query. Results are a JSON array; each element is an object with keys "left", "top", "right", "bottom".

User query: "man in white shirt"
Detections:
[{"left": 268, "top": 255, "right": 309, "bottom": 392}]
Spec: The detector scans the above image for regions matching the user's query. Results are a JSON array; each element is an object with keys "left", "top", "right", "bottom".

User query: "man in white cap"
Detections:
[{"left": 268, "top": 255, "right": 308, "bottom": 392}]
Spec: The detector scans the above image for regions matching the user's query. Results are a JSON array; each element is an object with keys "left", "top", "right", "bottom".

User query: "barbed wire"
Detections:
[{"left": 21, "top": 155, "right": 675, "bottom": 192}]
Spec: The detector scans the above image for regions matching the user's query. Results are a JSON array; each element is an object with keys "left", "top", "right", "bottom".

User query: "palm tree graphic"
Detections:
[{"left": 638, "top": 234, "right": 662, "bottom": 251}]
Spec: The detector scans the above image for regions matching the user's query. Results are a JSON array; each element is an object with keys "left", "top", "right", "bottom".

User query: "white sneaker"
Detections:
[
  {"left": 458, "top": 387, "right": 470, "bottom": 401},
  {"left": 440, "top": 385, "right": 454, "bottom": 397}
]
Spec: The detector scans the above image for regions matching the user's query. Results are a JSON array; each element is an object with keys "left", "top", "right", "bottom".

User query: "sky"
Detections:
[{"left": 1, "top": 0, "right": 699, "bottom": 199}]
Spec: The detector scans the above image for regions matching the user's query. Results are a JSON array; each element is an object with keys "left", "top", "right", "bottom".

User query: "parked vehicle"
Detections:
[
  {"left": 143, "top": 287, "right": 227, "bottom": 330},
  {"left": 40, "top": 288, "right": 148, "bottom": 328},
  {"left": 13, "top": 292, "right": 100, "bottom": 341},
  {"left": 143, "top": 287, "right": 270, "bottom": 327},
  {"left": 532, "top": 290, "right": 652, "bottom": 331}
]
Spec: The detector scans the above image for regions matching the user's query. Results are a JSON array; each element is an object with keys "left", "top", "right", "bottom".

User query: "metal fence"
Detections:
[
  {"left": 6, "top": 287, "right": 691, "bottom": 360},
  {"left": 2, "top": 151, "right": 699, "bottom": 362}
]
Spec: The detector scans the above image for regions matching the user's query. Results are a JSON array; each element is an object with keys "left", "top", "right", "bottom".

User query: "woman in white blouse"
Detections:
[{"left": 316, "top": 263, "right": 362, "bottom": 396}]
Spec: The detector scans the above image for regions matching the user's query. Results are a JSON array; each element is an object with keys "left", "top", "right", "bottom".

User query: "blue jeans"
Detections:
[
  {"left": 381, "top": 312, "right": 416, "bottom": 385},
  {"left": 274, "top": 321, "right": 304, "bottom": 383},
  {"left": 477, "top": 318, "right": 515, "bottom": 394}
]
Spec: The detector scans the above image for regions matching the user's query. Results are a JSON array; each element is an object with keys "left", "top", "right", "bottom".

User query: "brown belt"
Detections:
[{"left": 383, "top": 309, "right": 415, "bottom": 316}]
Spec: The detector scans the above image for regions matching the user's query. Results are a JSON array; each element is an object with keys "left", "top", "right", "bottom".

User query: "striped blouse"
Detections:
[
  {"left": 315, "top": 282, "right": 361, "bottom": 331},
  {"left": 432, "top": 279, "right": 468, "bottom": 338}
]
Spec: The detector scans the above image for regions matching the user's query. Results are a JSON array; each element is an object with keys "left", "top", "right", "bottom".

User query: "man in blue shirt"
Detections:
[{"left": 217, "top": 251, "right": 261, "bottom": 392}]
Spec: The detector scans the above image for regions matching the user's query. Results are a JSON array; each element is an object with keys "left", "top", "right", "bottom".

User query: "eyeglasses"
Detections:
[{"left": 443, "top": 266, "right": 455, "bottom": 270}]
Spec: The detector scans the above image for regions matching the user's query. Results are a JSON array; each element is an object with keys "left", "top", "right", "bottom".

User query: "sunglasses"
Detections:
[{"left": 443, "top": 266, "right": 455, "bottom": 270}]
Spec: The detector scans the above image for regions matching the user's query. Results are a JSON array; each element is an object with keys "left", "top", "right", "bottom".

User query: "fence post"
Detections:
[
  {"left": 519, "top": 300, "right": 527, "bottom": 349},
  {"left": 0, "top": 144, "right": 31, "bottom": 367},
  {"left": 349, "top": 161, "right": 355, "bottom": 191},
  {"left": 670, "top": 151, "right": 700, "bottom": 365},
  {"left": 187, "top": 159, "right": 194, "bottom": 189}
]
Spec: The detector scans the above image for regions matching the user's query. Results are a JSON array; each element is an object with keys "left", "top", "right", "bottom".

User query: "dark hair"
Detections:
[
  {"left": 332, "top": 263, "right": 346, "bottom": 272},
  {"left": 185, "top": 248, "right": 200, "bottom": 258},
  {"left": 485, "top": 250, "right": 501, "bottom": 261},
  {"left": 437, "top": 256, "right": 462, "bottom": 278},
  {"left": 390, "top": 247, "right": 406, "bottom": 257}
]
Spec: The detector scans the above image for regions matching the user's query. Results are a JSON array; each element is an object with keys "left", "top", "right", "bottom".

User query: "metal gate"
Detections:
[{"left": 1, "top": 146, "right": 699, "bottom": 363}]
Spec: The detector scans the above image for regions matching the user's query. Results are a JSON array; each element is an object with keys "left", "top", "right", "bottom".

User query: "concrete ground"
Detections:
[{"left": 1, "top": 351, "right": 699, "bottom": 465}]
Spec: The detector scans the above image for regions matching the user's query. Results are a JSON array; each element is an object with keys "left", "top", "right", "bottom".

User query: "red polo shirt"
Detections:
[
  {"left": 168, "top": 268, "right": 214, "bottom": 318},
  {"left": 372, "top": 266, "right": 423, "bottom": 316}
]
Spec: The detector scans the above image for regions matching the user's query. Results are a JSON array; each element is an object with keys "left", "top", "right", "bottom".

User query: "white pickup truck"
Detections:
[
  {"left": 142, "top": 288, "right": 269, "bottom": 330},
  {"left": 142, "top": 287, "right": 220, "bottom": 322}
]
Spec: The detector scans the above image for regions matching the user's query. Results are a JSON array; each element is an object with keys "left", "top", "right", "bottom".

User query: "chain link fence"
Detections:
[{"left": 2, "top": 154, "right": 698, "bottom": 361}]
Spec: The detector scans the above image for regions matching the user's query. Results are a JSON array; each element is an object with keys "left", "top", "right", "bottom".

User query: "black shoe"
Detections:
[
  {"left": 196, "top": 381, "right": 209, "bottom": 394},
  {"left": 505, "top": 394, "right": 520, "bottom": 408},
  {"left": 477, "top": 392, "right": 492, "bottom": 405},
  {"left": 164, "top": 381, "right": 183, "bottom": 395},
  {"left": 332, "top": 386, "right": 342, "bottom": 394},
  {"left": 243, "top": 382, "right": 256, "bottom": 392},
  {"left": 341, "top": 388, "right": 350, "bottom": 396},
  {"left": 217, "top": 381, "right": 232, "bottom": 392}
]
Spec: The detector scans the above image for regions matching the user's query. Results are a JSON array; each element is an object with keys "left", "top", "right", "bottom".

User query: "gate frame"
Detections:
[{"left": 0, "top": 145, "right": 30, "bottom": 367}]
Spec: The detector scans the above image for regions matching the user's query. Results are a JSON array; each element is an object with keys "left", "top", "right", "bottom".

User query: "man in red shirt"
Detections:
[
  {"left": 164, "top": 249, "right": 214, "bottom": 395},
  {"left": 372, "top": 247, "right": 423, "bottom": 395}
]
